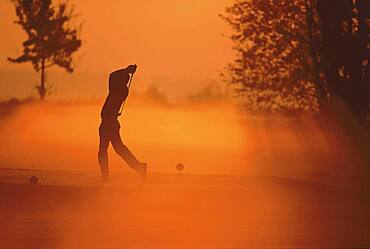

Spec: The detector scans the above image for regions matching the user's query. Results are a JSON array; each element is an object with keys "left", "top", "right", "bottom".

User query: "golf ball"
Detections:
[
  {"left": 176, "top": 163, "right": 184, "bottom": 171},
  {"left": 29, "top": 176, "right": 39, "bottom": 185}
]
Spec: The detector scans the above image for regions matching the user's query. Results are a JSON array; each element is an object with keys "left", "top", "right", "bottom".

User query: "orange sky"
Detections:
[{"left": 0, "top": 0, "right": 233, "bottom": 100}]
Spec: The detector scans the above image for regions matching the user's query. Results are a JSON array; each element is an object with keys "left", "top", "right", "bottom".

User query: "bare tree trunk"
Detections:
[
  {"left": 355, "top": 0, "right": 369, "bottom": 124},
  {"left": 39, "top": 57, "right": 46, "bottom": 100},
  {"left": 305, "top": 0, "right": 328, "bottom": 112}
]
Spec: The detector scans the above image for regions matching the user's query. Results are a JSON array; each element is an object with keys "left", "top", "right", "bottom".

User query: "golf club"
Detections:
[{"left": 118, "top": 71, "right": 134, "bottom": 116}]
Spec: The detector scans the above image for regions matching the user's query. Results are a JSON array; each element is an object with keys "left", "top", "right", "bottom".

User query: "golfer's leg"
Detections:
[
  {"left": 111, "top": 129, "right": 141, "bottom": 171},
  {"left": 98, "top": 126, "right": 110, "bottom": 178}
]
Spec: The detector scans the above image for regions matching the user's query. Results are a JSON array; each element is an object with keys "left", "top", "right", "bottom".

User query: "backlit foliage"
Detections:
[{"left": 221, "top": 0, "right": 319, "bottom": 115}]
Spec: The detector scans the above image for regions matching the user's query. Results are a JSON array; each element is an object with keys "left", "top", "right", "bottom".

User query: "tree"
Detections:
[
  {"left": 221, "top": 0, "right": 369, "bottom": 122},
  {"left": 307, "top": 0, "right": 369, "bottom": 124},
  {"left": 8, "top": 0, "right": 82, "bottom": 99},
  {"left": 221, "top": 0, "right": 319, "bottom": 115}
]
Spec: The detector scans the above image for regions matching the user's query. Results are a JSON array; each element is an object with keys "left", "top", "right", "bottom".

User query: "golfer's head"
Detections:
[{"left": 126, "top": 64, "right": 137, "bottom": 74}]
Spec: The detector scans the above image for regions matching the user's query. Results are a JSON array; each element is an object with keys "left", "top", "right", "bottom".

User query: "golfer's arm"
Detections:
[
  {"left": 110, "top": 69, "right": 130, "bottom": 84},
  {"left": 110, "top": 68, "right": 126, "bottom": 77}
]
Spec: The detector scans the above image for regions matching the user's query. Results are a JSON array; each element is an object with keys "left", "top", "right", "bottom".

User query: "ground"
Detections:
[{"left": 0, "top": 169, "right": 369, "bottom": 249}]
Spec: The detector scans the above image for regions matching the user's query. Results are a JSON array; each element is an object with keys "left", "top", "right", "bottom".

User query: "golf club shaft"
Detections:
[{"left": 119, "top": 73, "right": 134, "bottom": 116}]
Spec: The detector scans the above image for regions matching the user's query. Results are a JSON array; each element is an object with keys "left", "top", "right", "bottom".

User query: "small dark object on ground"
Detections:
[
  {"left": 176, "top": 163, "right": 184, "bottom": 172},
  {"left": 29, "top": 176, "right": 39, "bottom": 185}
]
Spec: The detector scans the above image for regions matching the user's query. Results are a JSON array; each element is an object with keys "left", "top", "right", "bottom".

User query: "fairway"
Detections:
[{"left": 1, "top": 169, "right": 369, "bottom": 249}]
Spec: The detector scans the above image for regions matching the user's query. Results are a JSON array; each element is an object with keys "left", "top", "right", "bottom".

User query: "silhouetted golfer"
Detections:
[{"left": 98, "top": 64, "right": 147, "bottom": 181}]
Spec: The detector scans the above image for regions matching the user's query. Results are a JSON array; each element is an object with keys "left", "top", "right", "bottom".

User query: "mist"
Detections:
[{"left": 0, "top": 96, "right": 368, "bottom": 189}]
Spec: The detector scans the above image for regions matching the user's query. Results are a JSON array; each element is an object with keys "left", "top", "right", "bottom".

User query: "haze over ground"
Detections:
[
  {"left": 0, "top": 1, "right": 369, "bottom": 248},
  {"left": 0, "top": 0, "right": 233, "bottom": 100},
  {"left": 0, "top": 0, "right": 368, "bottom": 187}
]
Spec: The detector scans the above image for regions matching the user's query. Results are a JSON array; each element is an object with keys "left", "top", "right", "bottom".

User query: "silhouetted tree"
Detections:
[
  {"left": 221, "top": 0, "right": 319, "bottom": 115},
  {"left": 8, "top": 0, "right": 82, "bottom": 99},
  {"left": 222, "top": 0, "right": 369, "bottom": 122},
  {"left": 306, "top": 0, "right": 369, "bottom": 124}
]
